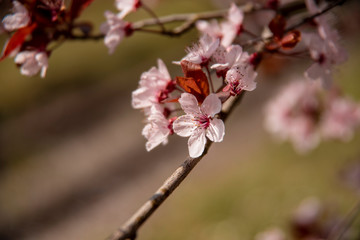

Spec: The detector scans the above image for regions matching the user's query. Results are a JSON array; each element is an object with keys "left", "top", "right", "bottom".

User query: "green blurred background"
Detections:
[{"left": 0, "top": 0, "right": 360, "bottom": 240}]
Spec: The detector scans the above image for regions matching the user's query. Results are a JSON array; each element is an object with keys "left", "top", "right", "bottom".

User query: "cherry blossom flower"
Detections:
[
  {"left": 305, "top": 0, "right": 347, "bottom": 60},
  {"left": 14, "top": 51, "right": 48, "bottom": 78},
  {"left": 303, "top": 0, "right": 347, "bottom": 87},
  {"left": 211, "top": 44, "right": 243, "bottom": 74},
  {"left": 179, "top": 34, "right": 220, "bottom": 66},
  {"left": 195, "top": 3, "right": 244, "bottom": 47},
  {"left": 221, "top": 3, "right": 244, "bottom": 47},
  {"left": 303, "top": 33, "right": 344, "bottom": 88},
  {"left": 132, "top": 59, "right": 173, "bottom": 110},
  {"left": 2, "top": 1, "right": 30, "bottom": 32},
  {"left": 142, "top": 104, "right": 173, "bottom": 151},
  {"left": 173, "top": 93, "right": 225, "bottom": 158},
  {"left": 264, "top": 80, "right": 322, "bottom": 153},
  {"left": 293, "top": 197, "right": 322, "bottom": 226},
  {"left": 115, "top": 0, "right": 142, "bottom": 19},
  {"left": 321, "top": 97, "right": 360, "bottom": 141},
  {"left": 195, "top": 20, "right": 223, "bottom": 40},
  {"left": 100, "top": 11, "right": 133, "bottom": 54},
  {"left": 223, "top": 62, "right": 257, "bottom": 95}
]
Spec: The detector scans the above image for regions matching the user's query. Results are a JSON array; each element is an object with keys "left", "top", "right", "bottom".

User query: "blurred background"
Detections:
[{"left": 0, "top": 0, "right": 360, "bottom": 240}]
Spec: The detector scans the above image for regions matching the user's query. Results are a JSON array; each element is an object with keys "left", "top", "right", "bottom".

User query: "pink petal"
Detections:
[
  {"left": 131, "top": 87, "right": 153, "bottom": 109},
  {"left": 228, "top": 3, "right": 244, "bottom": 26},
  {"left": 173, "top": 115, "right": 196, "bottom": 137},
  {"left": 220, "top": 21, "right": 238, "bottom": 47},
  {"left": 178, "top": 93, "right": 201, "bottom": 115},
  {"left": 200, "top": 94, "right": 222, "bottom": 117},
  {"left": 2, "top": 1, "right": 30, "bottom": 31},
  {"left": 227, "top": 45, "right": 243, "bottom": 65},
  {"left": 206, "top": 118, "right": 225, "bottom": 142},
  {"left": 157, "top": 58, "right": 171, "bottom": 81},
  {"left": 188, "top": 128, "right": 206, "bottom": 158}
]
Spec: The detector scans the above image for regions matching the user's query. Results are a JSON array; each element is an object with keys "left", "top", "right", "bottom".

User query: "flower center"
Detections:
[
  {"left": 195, "top": 115, "right": 211, "bottom": 129},
  {"left": 229, "top": 80, "right": 242, "bottom": 96}
]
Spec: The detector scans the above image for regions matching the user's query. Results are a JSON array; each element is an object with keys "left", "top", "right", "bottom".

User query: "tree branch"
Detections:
[
  {"left": 104, "top": 1, "right": 348, "bottom": 239},
  {"left": 68, "top": 3, "right": 258, "bottom": 40},
  {"left": 106, "top": 92, "right": 245, "bottom": 240}
]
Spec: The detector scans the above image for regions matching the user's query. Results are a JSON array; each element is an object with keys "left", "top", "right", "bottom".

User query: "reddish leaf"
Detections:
[
  {"left": 69, "top": 0, "right": 95, "bottom": 20},
  {"left": 0, "top": 23, "right": 37, "bottom": 61},
  {"left": 161, "top": 97, "right": 180, "bottom": 103},
  {"left": 269, "top": 14, "right": 286, "bottom": 39},
  {"left": 281, "top": 30, "right": 301, "bottom": 50},
  {"left": 176, "top": 60, "right": 210, "bottom": 104}
]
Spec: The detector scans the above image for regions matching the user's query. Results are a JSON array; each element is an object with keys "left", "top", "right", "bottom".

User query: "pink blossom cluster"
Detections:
[
  {"left": 101, "top": 0, "right": 141, "bottom": 54},
  {"left": 264, "top": 79, "right": 360, "bottom": 153},
  {"left": 302, "top": 0, "right": 347, "bottom": 88},
  {"left": 132, "top": 27, "right": 258, "bottom": 157},
  {"left": 1, "top": 0, "right": 99, "bottom": 78},
  {"left": 1, "top": 1, "right": 48, "bottom": 77}
]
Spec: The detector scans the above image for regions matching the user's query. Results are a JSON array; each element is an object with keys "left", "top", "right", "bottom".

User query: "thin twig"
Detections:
[
  {"left": 241, "top": 0, "right": 347, "bottom": 47},
  {"left": 141, "top": 2, "right": 167, "bottom": 32},
  {"left": 68, "top": 3, "right": 257, "bottom": 40},
  {"left": 286, "top": 0, "right": 347, "bottom": 32},
  {"left": 106, "top": 92, "right": 245, "bottom": 240},
  {"left": 327, "top": 200, "right": 360, "bottom": 240}
]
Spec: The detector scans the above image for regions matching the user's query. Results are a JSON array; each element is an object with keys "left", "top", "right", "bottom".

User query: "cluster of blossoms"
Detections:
[
  {"left": 0, "top": 0, "right": 96, "bottom": 77},
  {"left": 131, "top": 0, "right": 356, "bottom": 157},
  {"left": 1, "top": 1, "right": 48, "bottom": 77},
  {"left": 255, "top": 197, "right": 342, "bottom": 240},
  {"left": 301, "top": 0, "right": 348, "bottom": 87},
  {"left": 132, "top": 4, "right": 259, "bottom": 158},
  {"left": 260, "top": 0, "right": 357, "bottom": 153},
  {"left": 1, "top": 0, "right": 357, "bottom": 156},
  {"left": 264, "top": 79, "right": 360, "bottom": 153}
]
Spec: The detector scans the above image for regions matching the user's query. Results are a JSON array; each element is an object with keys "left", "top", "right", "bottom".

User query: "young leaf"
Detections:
[
  {"left": 269, "top": 14, "right": 286, "bottom": 39},
  {"left": 176, "top": 60, "right": 210, "bottom": 103},
  {"left": 0, "top": 23, "right": 37, "bottom": 61}
]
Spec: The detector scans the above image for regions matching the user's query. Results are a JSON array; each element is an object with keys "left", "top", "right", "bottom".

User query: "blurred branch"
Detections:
[
  {"left": 286, "top": 0, "right": 347, "bottom": 32},
  {"left": 70, "top": 0, "right": 346, "bottom": 45},
  {"left": 106, "top": 93, "right": 245, "bottom": 240},
  {"left": 241, "top": 0, "right": 347, "bottom": 47},
  {"left": 328, "top": 200, "right": 360, "bottom": 240},
  {"left": 68, "top": 3, "right": 257, "bottom": 40}
]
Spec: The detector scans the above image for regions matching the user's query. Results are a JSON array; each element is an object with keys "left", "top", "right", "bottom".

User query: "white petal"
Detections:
[
  {"left": 131, "top": 87, "right": 153, "bottom": 109},
  {"left": 196, "top": 20, "right": 210, "bottom": 33},
  {"left": 2, "top": 1, "right": 30, "bottom": 31},
  {"left": 220, "top": 22, "right": 237, "bottom": 47},
  {"left": 201, "top": 93, "right": 222, "bottom": 117},
  {"left": 178, "top": 93, "right": 201, "bottom": 115},
  {"left": 228, "top": 3, "right": 244, "bottom": 26},
  {"left": 206, "top": 37, "right": 220, "bottom": 59},
  {"left": 206, "top": 118, "right": 225, "bottom": 142},
  {"left": 142, "top": 123, "right": 169, "bottom": 151},
  {"left": 188, "top": 128, "right": 206, "bottom": 158},
  {"left": 157, "top": 58, "right": 171, "bottom": 81},
  {"left": 227, "top": 45, "right": 243, "bottom": 65},
  {"left": 173, "top": 115, "right": 196, "bottom": 137},
  {"left": 145, "top": 130, "right": 169, "bottom": 151}
]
